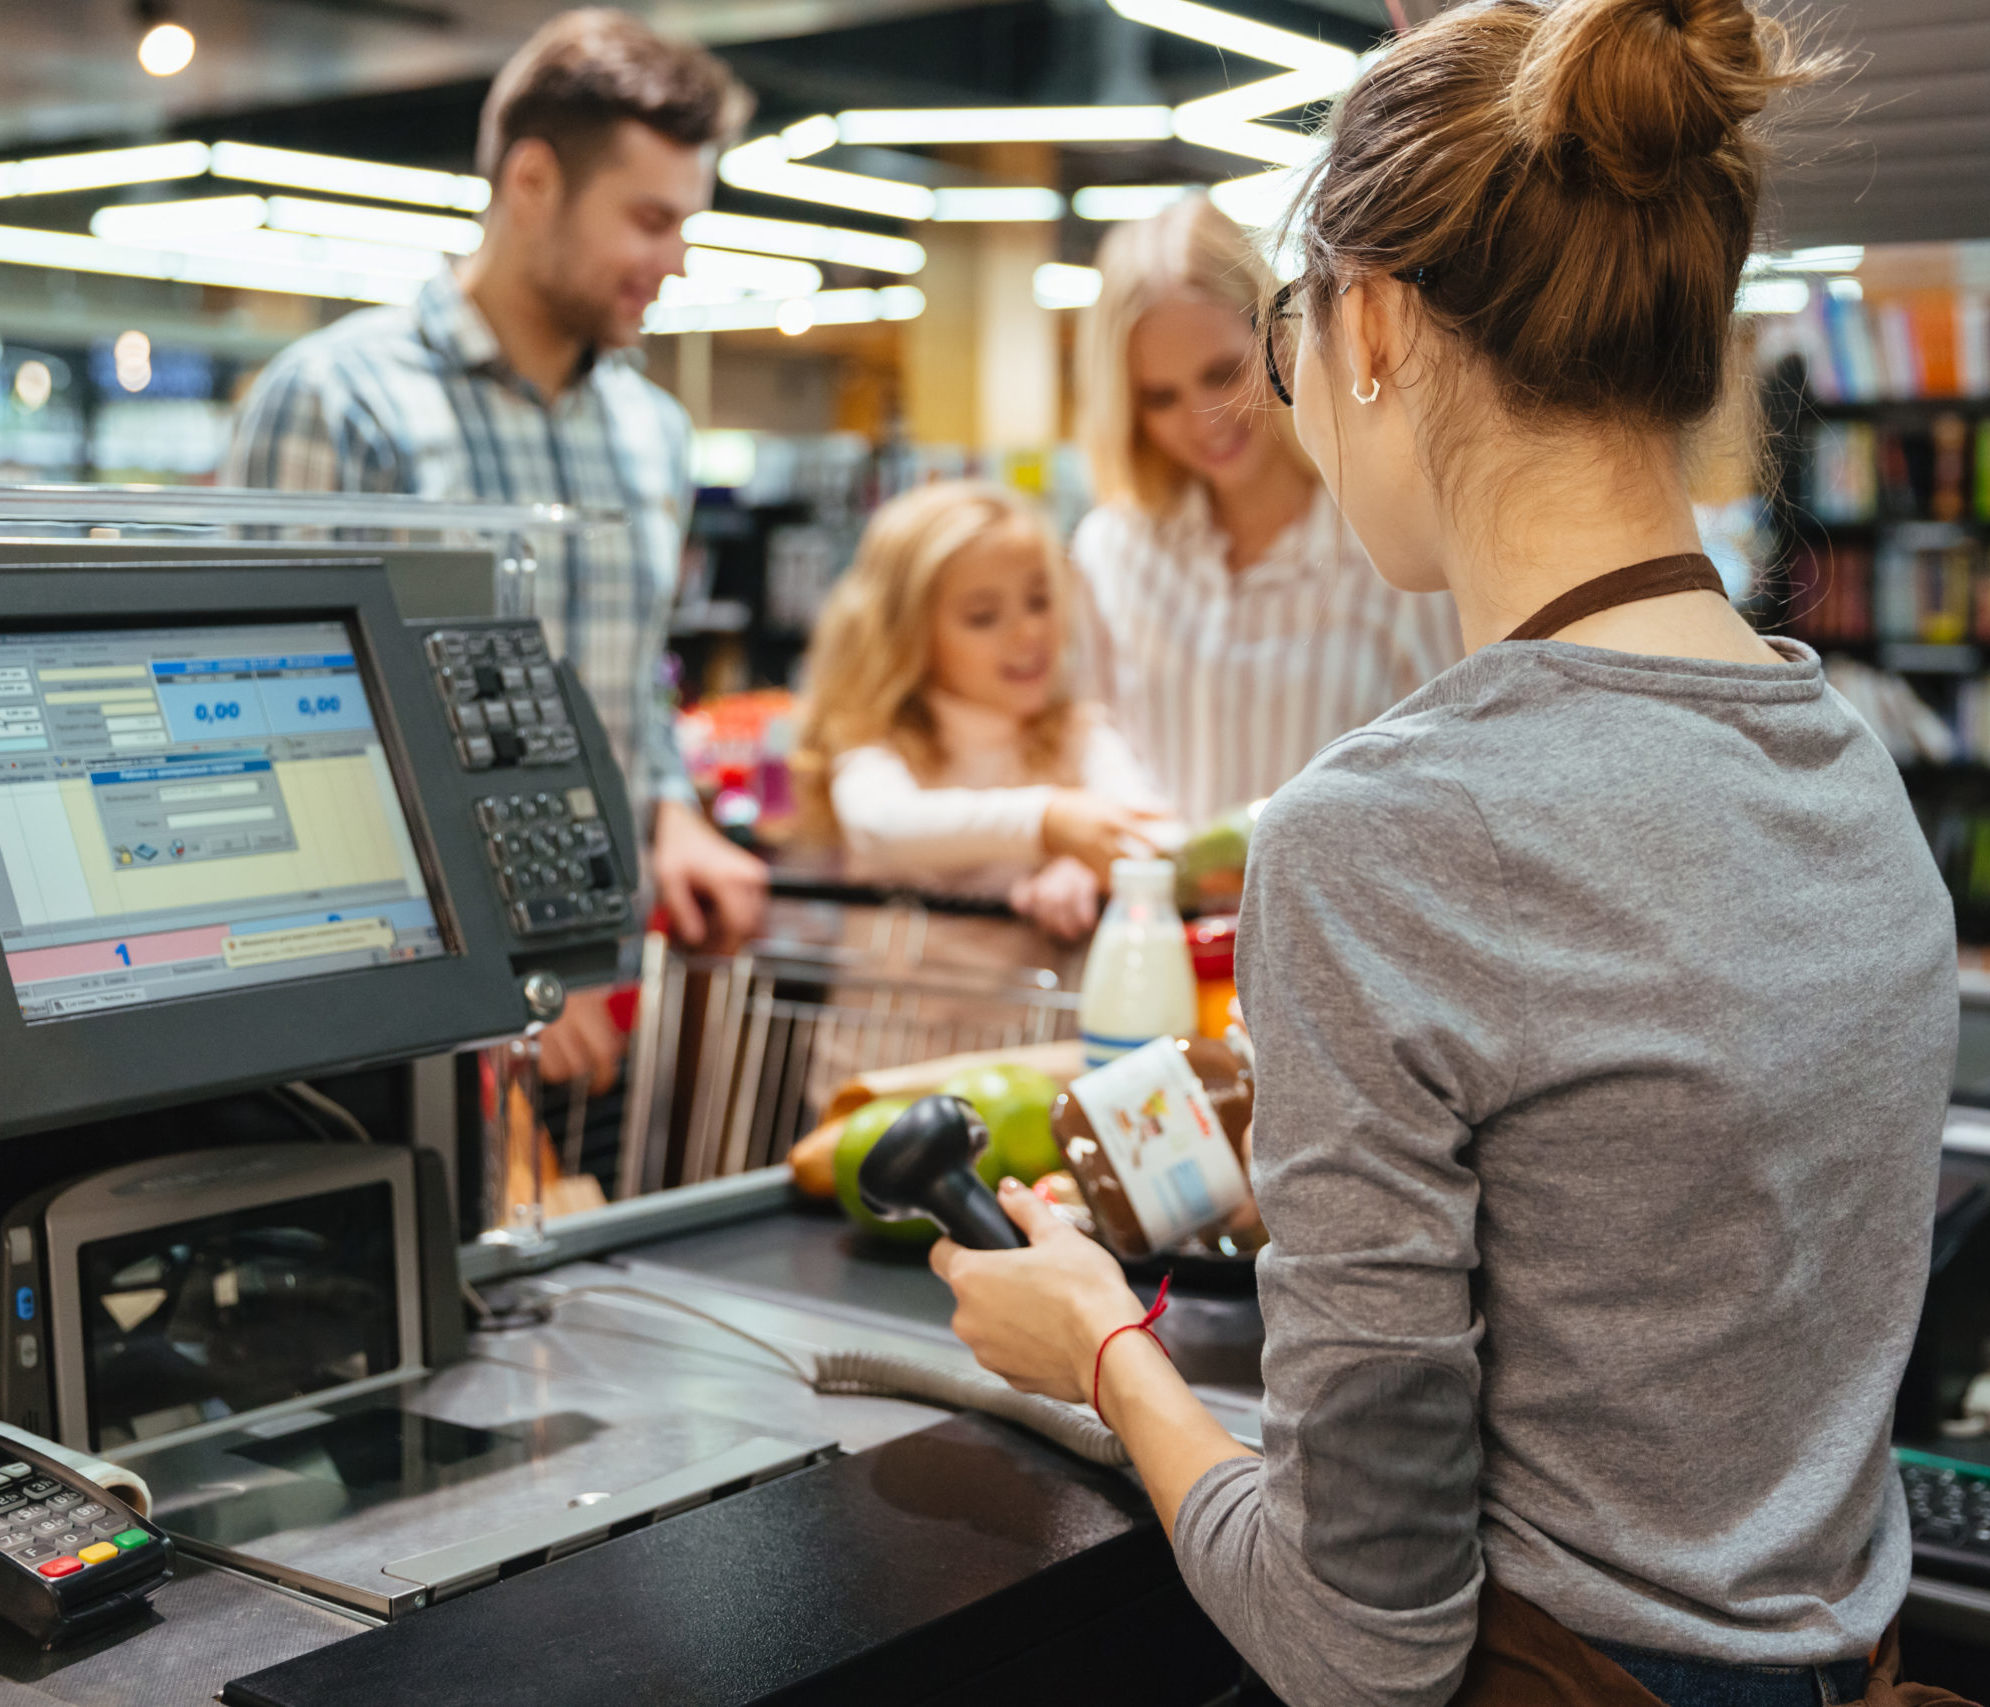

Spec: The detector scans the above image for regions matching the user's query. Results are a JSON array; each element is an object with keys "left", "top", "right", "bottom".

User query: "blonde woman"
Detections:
[
  {"left": 1074, "top": 194, "right": 1463, "bottom": 826},
  {"left": 797, "top": 480, "right": 1169, "bottom": 940}
]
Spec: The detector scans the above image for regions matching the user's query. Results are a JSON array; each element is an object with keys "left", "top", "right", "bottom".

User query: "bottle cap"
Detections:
[{"left": 1110, "top": 857, "right": 1176, "bottom": 897}]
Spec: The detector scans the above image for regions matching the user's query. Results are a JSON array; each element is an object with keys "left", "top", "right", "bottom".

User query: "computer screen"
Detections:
[{"left": 0, "top": 617, "right": 448, "bottom": 1024}]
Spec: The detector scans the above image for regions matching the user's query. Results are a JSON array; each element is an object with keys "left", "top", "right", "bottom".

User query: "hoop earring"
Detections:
[{"left": 1352, "top": 377, "right": 1381, "bottom": 406}]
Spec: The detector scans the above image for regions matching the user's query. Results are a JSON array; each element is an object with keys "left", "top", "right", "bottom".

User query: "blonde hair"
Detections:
[
  {"left": 795, "top": 481, "right": 1079, "bottom": 843},
  {"left": 1078, "top": 194, "right": 1315, "bottom": 516}
]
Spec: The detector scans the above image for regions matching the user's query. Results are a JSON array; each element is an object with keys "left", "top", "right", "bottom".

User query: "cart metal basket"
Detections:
[{"left": 616, "top": 886, "right": 1083, "bottom": 1197}]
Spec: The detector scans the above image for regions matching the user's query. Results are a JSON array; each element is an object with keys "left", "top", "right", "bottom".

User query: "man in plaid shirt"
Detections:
[{"left": 227, "top": 9, "right": 766, "bottom": 1087}]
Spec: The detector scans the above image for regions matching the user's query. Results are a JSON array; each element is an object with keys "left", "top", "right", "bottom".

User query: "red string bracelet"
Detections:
[{"left": 1092, "top": 1273, "right": 1173, "bottom": 1418}]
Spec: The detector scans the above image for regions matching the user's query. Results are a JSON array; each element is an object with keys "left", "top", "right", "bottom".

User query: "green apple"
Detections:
[
  {"left": 832, "top": 1098, "right": 937, "bottom": 1244},
  {"left": 939, "top": 1064, "right": 1064, "bottom": 1187}
]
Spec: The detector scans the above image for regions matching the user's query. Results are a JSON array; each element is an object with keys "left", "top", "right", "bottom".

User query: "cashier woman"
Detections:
[
  {"left": 934, "top": 2, "right": 1965, "bottom": 1705},
  {"left": 226, "top": 10, "right": 768, "bottom": 1087}
]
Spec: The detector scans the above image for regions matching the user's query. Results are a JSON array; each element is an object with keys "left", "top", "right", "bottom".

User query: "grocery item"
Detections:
[
  {"left": 1174, "top": 799, "right": 1265, "bottom": 913},
  {"left": 938, "top": 1062, "right": 1063, "bottom": 1186},
  {"left": 1053, "top": 1034, "right": 1254, "bottom": 1259},
  {"left": 1186, "top": 914, "right": 1239, "bottom": 1041},
  {"left": 1078, "top": 858, "right": 1198, "bottom": 1069},
  {"left": 821, "top": 1038, "right": 1084, "bottom": 1124},
  {"left": 788, "top": 1117, "right": 844, "bottom": 1198},
  {"left": 831, "top": 1097, "right": 935, "bottom": 1243}
]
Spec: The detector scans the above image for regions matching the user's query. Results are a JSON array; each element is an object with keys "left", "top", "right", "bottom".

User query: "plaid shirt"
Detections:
[{"left": 225, "top": 268, "right": 696, "bottom": 809}]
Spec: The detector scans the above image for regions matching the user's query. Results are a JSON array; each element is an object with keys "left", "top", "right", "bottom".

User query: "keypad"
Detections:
[
  {"left": 1901, "top": 1456, "right": 1990, "bottom": 1585},
  {"left": 425, "top": 625, "right": 580, "bottom": 773},
  {"left": 473, "top": 788, "right": 630, "bottom": 937}
]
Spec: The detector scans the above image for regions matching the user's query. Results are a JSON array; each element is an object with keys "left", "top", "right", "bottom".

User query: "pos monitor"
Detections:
[{"left": 0, "top": 547, "right": 639, "bottom": 1140}]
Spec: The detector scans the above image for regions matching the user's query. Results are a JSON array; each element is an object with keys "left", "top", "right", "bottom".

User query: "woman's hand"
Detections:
[
  {"left": 930, "top": 1179, "right": 1148, "bottom": 1404},
  {"left": 1009, "top": 856, "right": 1102, "bottom": 940},
  {"left": 1042, "top": 790, "right": 1163, "bottom": 881}
]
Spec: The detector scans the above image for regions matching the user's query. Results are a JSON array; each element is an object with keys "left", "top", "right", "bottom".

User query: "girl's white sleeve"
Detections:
[
  {"left": 1078, "top": 714, "right": 1177, "bottom": 820},
  {"left": 830, "top": 745, "right": 1051, "bottom": 879}
]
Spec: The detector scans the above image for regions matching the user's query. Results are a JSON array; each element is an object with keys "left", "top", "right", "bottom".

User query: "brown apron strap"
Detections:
[
  {"left": 1504, "top": 552, "right": 1726, "bottom": 643},
  {"left": 1451, "top": 1578, "right": 1980, "bottom": 1707}
]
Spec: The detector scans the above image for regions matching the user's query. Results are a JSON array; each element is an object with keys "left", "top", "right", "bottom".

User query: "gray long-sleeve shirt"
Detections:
[{"left": 1177, "top": 638, "right": 1957, "bottom": 1707}]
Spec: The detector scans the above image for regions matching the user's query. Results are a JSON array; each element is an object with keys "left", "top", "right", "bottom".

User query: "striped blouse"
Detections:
[{"left": 1070, "top": 485, "right": 1464, "bottom": 827}]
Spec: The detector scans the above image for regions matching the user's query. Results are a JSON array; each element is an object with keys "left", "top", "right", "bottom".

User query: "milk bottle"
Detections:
[{"left": 1078, "top": 858, "right": 1198, "bottom": 1069}]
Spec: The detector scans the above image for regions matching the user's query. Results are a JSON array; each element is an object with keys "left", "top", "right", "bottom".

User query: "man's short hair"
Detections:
[{"left": 477, "top": 8, "right": 753, "bottom": 186}]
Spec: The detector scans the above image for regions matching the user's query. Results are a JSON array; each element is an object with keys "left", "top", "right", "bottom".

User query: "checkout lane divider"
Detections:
[{"left": 509, "top": 1278, "right": 1135, "bottom": 1468}]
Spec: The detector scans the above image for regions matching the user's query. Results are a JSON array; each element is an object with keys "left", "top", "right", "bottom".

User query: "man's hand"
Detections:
[
  {"left": 652, "top": 797, "right": 767, "bottom": 951},
  {"left": 535, "top": 985, "right": 625, "bottom": 1092}
]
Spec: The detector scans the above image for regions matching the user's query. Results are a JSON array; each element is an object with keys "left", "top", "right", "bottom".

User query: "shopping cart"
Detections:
[{"left": 615, "top": 880, "right": 1083, "bottom": 1197}]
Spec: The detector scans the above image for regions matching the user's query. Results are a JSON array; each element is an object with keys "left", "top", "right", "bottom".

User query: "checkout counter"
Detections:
[
  {"left": 0, "top": 534, "right": 1264, "bottom": 1707},
  {"left": 0, "top": 530, "right": 1986, "bottom": 1704}
]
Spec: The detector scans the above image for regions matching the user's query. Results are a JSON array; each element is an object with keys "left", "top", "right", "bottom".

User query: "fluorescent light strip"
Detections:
[
  {"left": 1073, "top": 184, "right": 1193, "bottom": 221},
  {"left": 1173, "top": 70, "right": 1339, "bottom": 166},
  {"left": 91, "top": 194, "right": 267, "bottom": 241},
  {"left": 1738, "top": 278, "right": 1810, "bottom": 316},
  {"left": 0, "top": 141, "right": 211, "bottom": 199},
  {"left": 644, "top": 284, "right": 925, "bottom": 336},
  {"left": 264, "top": 195, "right": 482, "bottom": 255},
  {"left": 209, "top": 140, "right": 490, "bottom": 213},
  {"left": 835, "top": 106, "right": 1174, "bottom": 146},
  {"left": 1034, "top": 262, "right": 1103, "bottom": 309},
  {"left": 681, "top": 248, "right": 824, "bottom": 296},
  {"left": 1209, "top": 165, "right": 1306, "bottom": 230},
  {"left": 1107, "top": 0, "right": 1357, "bottom": 74},
  {"left": 719, "top": 135, "right": 936, "bottom": 222},
  {"left": 682, "top": 210, "right": 925, "bottom": 275},
  {"left": 930, "top": 186, "right": 1066, "bottom": 222},
  {"left": 0, "top": 222, "right": 420, "bottom": 304}
]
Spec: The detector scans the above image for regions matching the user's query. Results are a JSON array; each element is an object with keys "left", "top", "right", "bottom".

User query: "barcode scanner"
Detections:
[{"left": 857, "top": 1096, "right": 1027, "bottom": 1251}]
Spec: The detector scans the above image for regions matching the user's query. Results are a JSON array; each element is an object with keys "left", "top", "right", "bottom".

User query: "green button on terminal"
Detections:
[{"left": 111, "top": 1529, "right": 149, "bottom": 1549}]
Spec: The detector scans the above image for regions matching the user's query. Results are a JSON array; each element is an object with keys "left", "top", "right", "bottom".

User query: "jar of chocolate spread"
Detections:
[{"left": 1051, "top": 1034, "right": 1254, "bottom": 1260}]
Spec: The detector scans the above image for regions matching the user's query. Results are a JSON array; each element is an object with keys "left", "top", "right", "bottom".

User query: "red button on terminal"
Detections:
[{"left": 36, "top": 1556, "right": 81, "bottom": 1578}]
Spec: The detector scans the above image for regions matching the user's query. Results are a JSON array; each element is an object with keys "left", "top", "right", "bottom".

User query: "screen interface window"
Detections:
[
  {"left": 0, "top": 619, "right": 446, "bottom": 1024},
  {"left": 78, "top": 1183, "right": 402, "bottom": 1451}
]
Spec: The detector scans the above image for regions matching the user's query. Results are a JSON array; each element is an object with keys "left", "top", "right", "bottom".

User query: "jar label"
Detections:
[{"left": 1068, "top": 1036, "right": 1249, "bottom": 1251}]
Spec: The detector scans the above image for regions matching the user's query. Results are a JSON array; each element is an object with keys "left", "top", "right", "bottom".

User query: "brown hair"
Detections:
[
  {"left": 1294, "top": 0, "right": 1827, "bottom": 439},
  {"left": 1080, "top": 195, "right": 1314, "bottom": 515},
  {"left": 793, "top": 482, "right": 1079, "bottom": 847},
  {"left": 477, "top": 8, "right": 753, "bottom": 186}
]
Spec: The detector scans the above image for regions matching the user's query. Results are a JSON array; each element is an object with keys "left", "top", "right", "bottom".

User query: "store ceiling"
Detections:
[{"left": 0, "top": 0, "right": 1982, "bottom": 247}]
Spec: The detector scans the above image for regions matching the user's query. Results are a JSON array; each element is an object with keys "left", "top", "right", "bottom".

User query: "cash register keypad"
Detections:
[
  {"left": 0, "top": 1461, "right": 158, "bottom": 1582},
  {"left": 425, "top": 624, "right": 581, "bottom": 773},
  {"left": 1900, "top": 1453, "right": 1990, "bottom": 1585},
  {"left": 476, "top": 787, "right": 631, "bottom": 937}
]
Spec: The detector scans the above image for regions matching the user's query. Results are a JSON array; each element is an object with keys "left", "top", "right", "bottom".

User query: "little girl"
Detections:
[{"left": 797, "top": 480, "right": 1171, "bottom": 941}]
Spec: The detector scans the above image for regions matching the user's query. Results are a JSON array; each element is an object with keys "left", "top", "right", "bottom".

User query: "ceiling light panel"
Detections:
[
  {"left": 643, "top": 284, "right": 925, "bottom": 337},
  {"left": 264, "top": 196, "right": 482, "bottom": 254},
  {"left": 1034, "top": 263, "right": 1103, "bottom": 309},
  {"left": 1107, "top": 0, "right": 1358, "bottom": 74},
  {"left": 682, "top": 210, "right": 925, "bottom": 275},
  {"left": 1073, "top": 184, "right": 1194, "bottom": 221},
  {"left": 0, "top": 222, "right": 419, "bottom": 305},
  {"left": 209, "top": 141, "right": 490, "bottom": 213},
  {"left": 91, "top": 194, "right": 267, "bottom": 241},
  {"left": 719, "top": 135, "right": 936, "bottom": 221},
  {"left": 681, "top": 248, "right": 824, "bottom": 296},
  {"left": 930, "top": 186, "right": 1066, "bottom": 222},
  {"left": 1173, "top": 71, "right": 1337, "bottom": 165},
  {"left": 0, "top": 141, "right": 211, "bottom": 200},
  {"left": 835, "top": 107, "right": 1175, "bottom": 146}
]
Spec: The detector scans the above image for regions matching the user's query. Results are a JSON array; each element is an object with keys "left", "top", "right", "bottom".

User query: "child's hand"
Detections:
[
  {"left": 1043, "top": 791, "right": 1163, "bottom": 879},
  {"left": 1010, "top": 856, "right": 1101, "bottom": 940}
]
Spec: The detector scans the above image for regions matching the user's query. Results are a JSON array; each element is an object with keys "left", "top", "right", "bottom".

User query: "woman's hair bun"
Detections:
[{"left": 1512, "top": 0, "right": 1787, "bottom": 198}]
